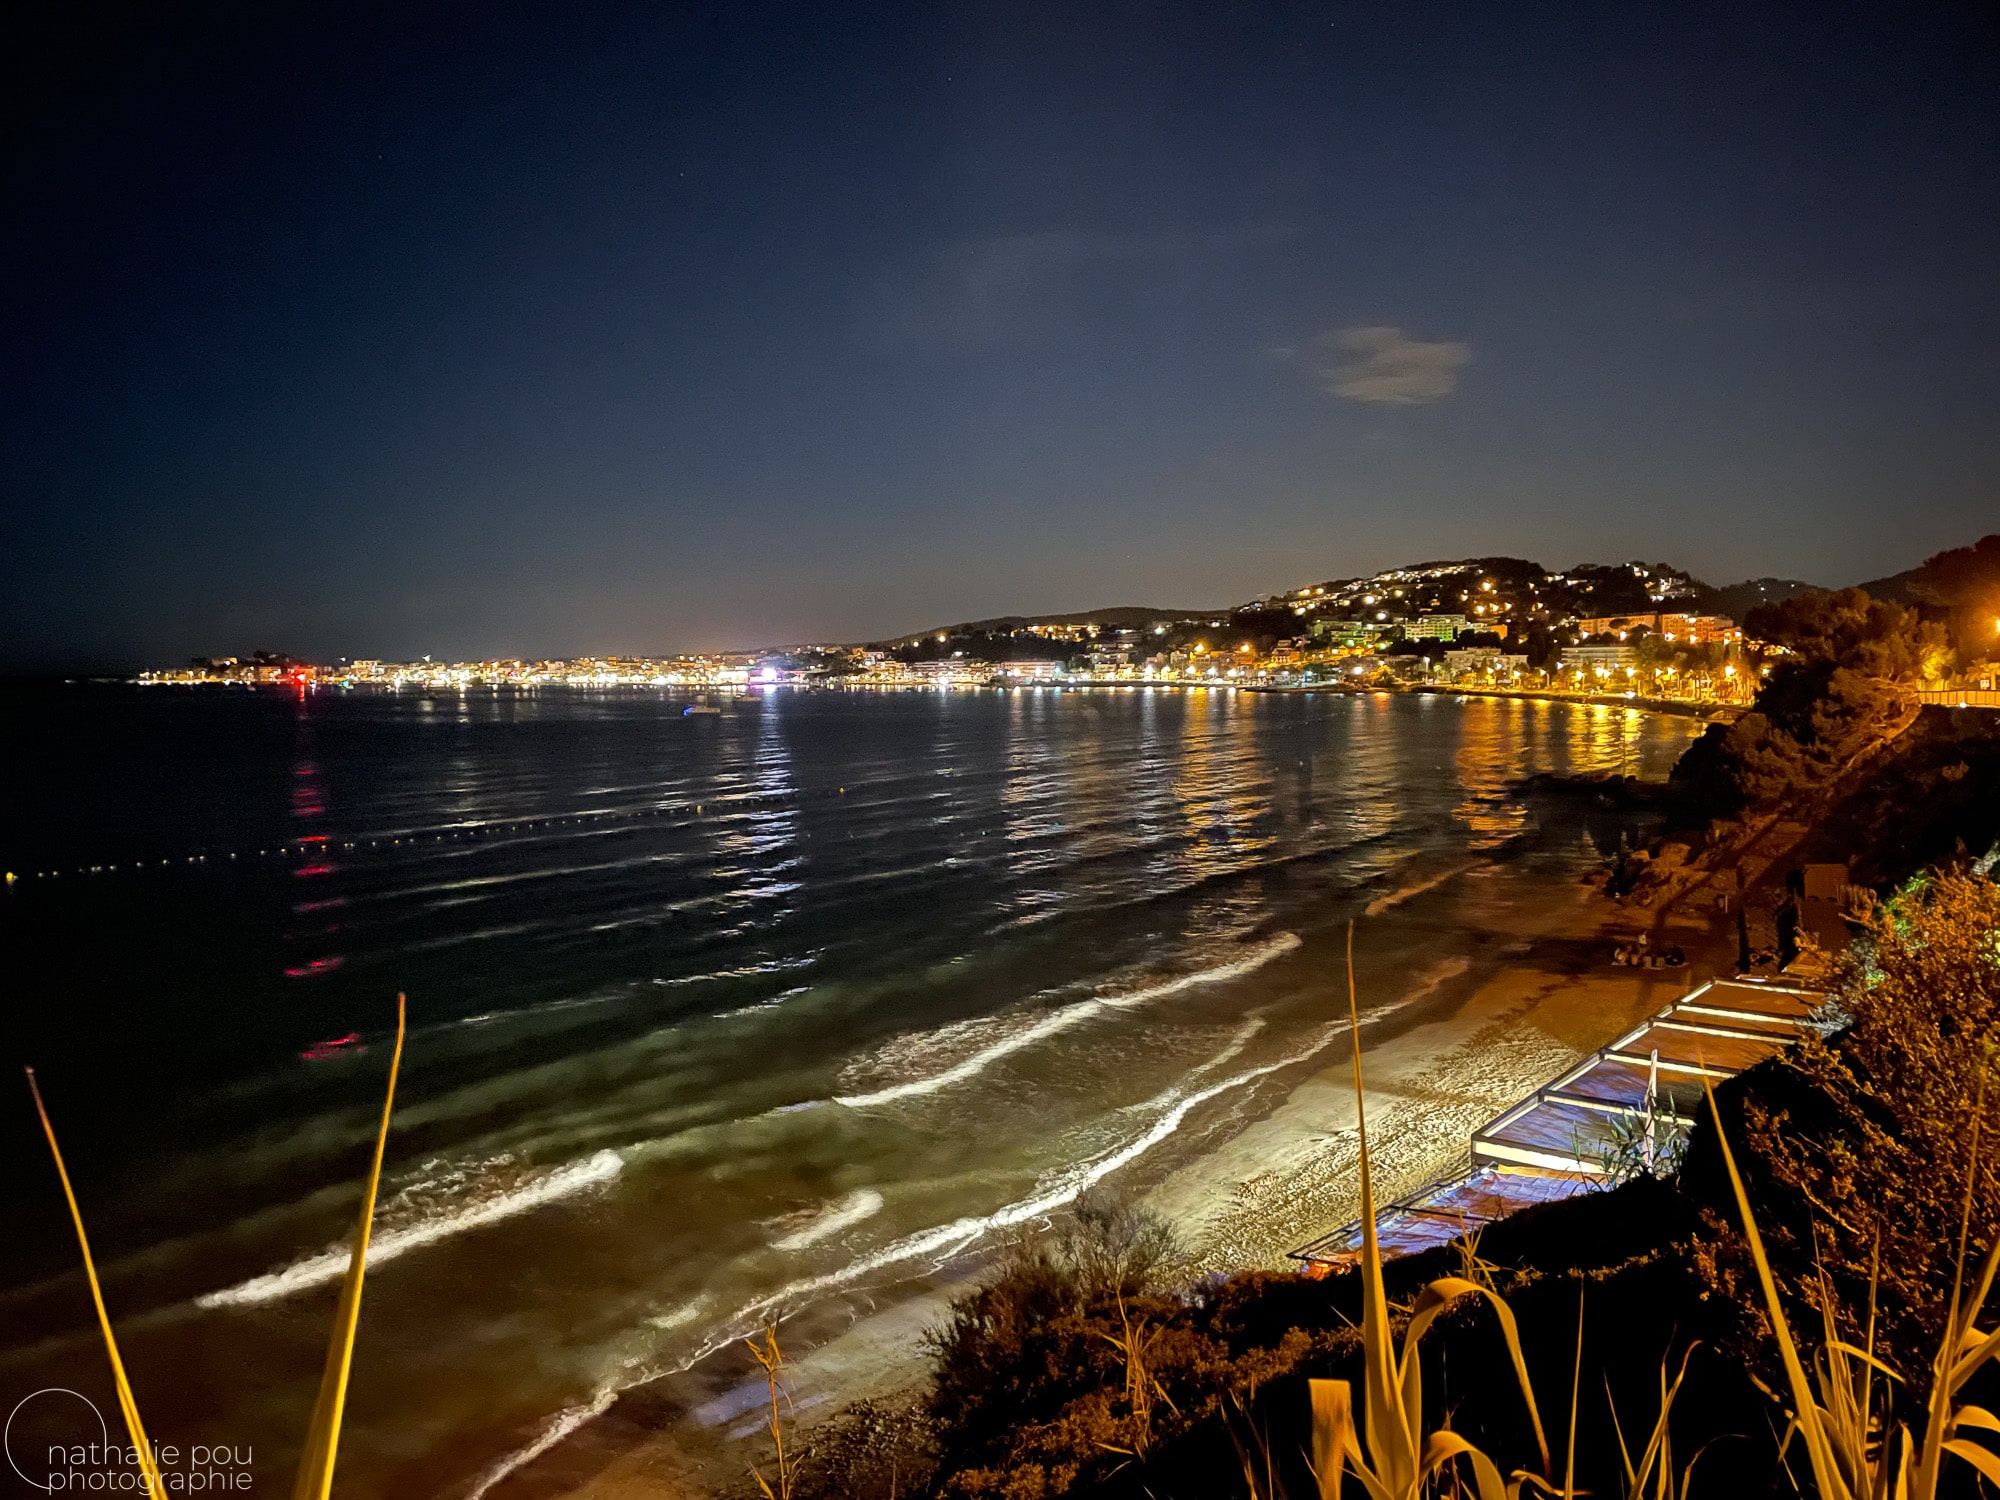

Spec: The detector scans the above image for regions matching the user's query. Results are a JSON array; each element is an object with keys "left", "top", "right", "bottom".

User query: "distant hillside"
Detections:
[
  {"left": 1693, "top": 576, "right": 1823, "bottom": 620},
  {"left": 877, "top": 605, "right": 1219, "bottom": 649},
  {"left": 1850, "top": 565, "right": 1924, "bottom": 605},
  {"left": 866, "top": 542, "right": 1994, "bottom": 657}
]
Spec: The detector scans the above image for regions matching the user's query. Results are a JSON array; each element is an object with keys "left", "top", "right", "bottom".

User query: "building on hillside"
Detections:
[
  {"left": 1087, "top": 644, "right": 1136, "bottom": 675},
  {"left": 1662, "top": 613, "right": 1742, "bottom": 645},
  {"left": 1311, "top": 619, "right": 1397, "bottom": 651},
  {"left": 1577, "top": 612, "right": 1741, "bottom": 645},
  {"left": 1406, "top": 614, "right": 1470, "bottom": 640}
]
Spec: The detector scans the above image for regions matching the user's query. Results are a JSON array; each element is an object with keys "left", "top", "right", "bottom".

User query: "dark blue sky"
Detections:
[{"left": 4, "top": 2, "right": 1997, "bottom": 668}]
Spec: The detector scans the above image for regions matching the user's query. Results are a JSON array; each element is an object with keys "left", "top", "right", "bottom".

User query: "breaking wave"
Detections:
[
  {"left": 834, "top": 932, "right": 1300, "bottom": 1108},
  {"left": 197, "top": 1149, "right": 624, "bottom": 1309},
  {"left": 734, "top": 1012, "right": 1350, "bottom": 1331},
  {"left": 461, "top": 1387, "right": 620, "bottom": 1500},
  {"left": 1364, "top": 864, "right": 1482, "bottom": 917},
  {"left": 771, "top": 1189, "right": 886, "bottom": 1250}
]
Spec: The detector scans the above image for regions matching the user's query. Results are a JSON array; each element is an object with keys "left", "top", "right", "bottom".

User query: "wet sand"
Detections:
[{"left": 1144, "top": 877, "right": 1728, "bottom": 1271}]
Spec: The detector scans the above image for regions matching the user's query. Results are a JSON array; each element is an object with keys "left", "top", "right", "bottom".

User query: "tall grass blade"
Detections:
[
  {"left": 1904, "top": 1061, "right": 2000, "bottom": 1498},
  {"left": 25, "top": 1068, "right": 167, "bottom": 1500},
  {"left": 1606, "top": 1345, "right": 1698, "bottom": 1500},
  {"left": 1345, "top": 922, "right": 1409, "bottom": 1491},
  {"left": 1703, "top": 1073, "right": 1855, "bottom": 1498},
  {"left": 292, "top": 993, "right": 406, "bottom": 1500},
  {"left": 1310, "top": 1378, "right": 1355, "bottom": 1500},
  {"left": 1312, "top": 923, "right": 1549, "bottom": 1500}
]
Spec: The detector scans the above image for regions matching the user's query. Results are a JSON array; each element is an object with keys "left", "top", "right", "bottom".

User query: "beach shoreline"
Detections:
[
  {"left": 1248, "top": 681, "right": 1747, "bottom": 721},
  {"left": 496, "top": 856, "right": 1734, "bottom": 1500}
]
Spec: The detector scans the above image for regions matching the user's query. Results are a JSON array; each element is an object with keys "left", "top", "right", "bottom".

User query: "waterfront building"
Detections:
[
  {"left": 993, "top": 659, "right": 1064, "bottom": 681},
  {"left": 1443, "top": 648, "right": 1530, "bottom": 680},
  {"left": 1560, "top": 644, "right": 1639, "bottom": 671}
]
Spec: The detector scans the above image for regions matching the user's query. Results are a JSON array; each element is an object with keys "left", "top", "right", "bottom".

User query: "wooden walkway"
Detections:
[
  {"left": 1919, "top": 688, "right": 2000, "bottom": 710},
  {"left": 1292, "top": 976, "right": 1822, "bottom": 1267}
]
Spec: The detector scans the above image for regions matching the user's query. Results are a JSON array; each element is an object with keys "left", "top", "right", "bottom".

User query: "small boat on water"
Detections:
[{"left": 683, "top": 701, "right": 723, "bottom": 715}]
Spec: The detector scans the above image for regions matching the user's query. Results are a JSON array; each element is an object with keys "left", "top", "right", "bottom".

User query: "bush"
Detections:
[
  {"left": 793, "top": 1399, "right": 938, "bottom": 1500},
  {"left": 923, "top": 1197, "right": 1326, "bottom": 1497},
  {"left": 1712, "top": 869, "right": 2000, "bottom": 1391},
  {"left": 1671, "top": 589, "right": 1938, "bottom": 820}
]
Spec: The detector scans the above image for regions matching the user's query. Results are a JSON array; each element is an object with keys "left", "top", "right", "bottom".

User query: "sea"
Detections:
[{"left": 0, "top": 682, "right": 1697, "bottom": 1496}]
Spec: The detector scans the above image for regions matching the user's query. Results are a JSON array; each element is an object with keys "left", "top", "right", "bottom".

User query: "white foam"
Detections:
[
  {"left": 460, "top": 1386, "right": 619, "bottom": 1500},
  {"left": 463, "top": 999, "right": 1391, "bottom": 1482},
  {"left": 647, "top": 1294, "right": 712, "bottom": 1331},
  {"left": 771, "top": 1189, "right": 886, "bottom": 1250},
  {"left": 835, "top": 932, "right": 1300, "bottom": 1109},
  {"left": 1100, "top": 930, "right": 1302, "bottom": 1007},
  {"left": 729, "top": 1012, "right": 1354, "bottom": 1330},
  {"left": 1364, "top": 864, "right": 1480, "bottom": 917},
  {"left": 196, "top": 1149, "right": 624, "bottom": 1309}
]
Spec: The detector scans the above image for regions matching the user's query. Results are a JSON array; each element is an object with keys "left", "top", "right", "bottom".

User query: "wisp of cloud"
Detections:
[{"left": 1323, "top": 325, "right": 1471, "bottom": 405}]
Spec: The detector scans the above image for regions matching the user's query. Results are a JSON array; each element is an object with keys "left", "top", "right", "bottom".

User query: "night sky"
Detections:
[{"left": 5, "top": 3, "right": 1998, "bottom": 670}]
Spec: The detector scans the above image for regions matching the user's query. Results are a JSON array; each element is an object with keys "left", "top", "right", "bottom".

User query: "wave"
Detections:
[
  {"left": 454, "top": 992, "right": 1400, "bottom": 1490},
  {"left": 646, "top": 1294, "right": 712, "bottom": 1331},
  {"left": 461, "top": 1387, "right": 620, "bottom": 1500},
  {"left": 834, "top": 932, "right": 1300, "bottom": 1109},
  {"left": 1099, "top": 930, "right": 1302, "bottom": 1008},
  {"left": 714, "top": 984, "right": 813, "bottom": 1021},
  {"left": 196, "top": 1149, "right": 623, "bottom": 1309},
  {"left": 1364, "top": 863, "right": 1483, "bottom": 918},
  {"left": 771, "top": 1189, "right": 886, "bottom": 1250},
  {"left": 730, "top": 1012, "right": 1353, "bottom": 1332}
]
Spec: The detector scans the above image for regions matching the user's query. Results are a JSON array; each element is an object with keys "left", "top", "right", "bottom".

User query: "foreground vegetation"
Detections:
[{"left": 772, "top": 869, "right": 2000, "bottom": 1500}]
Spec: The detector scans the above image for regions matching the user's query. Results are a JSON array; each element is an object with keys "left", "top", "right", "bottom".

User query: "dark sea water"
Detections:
[{"left": 0, "top": 683, "right": 1695, "bottom": 1496}]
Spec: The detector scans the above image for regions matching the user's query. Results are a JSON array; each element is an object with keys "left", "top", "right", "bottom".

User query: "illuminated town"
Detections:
[{"left": 134, "top": 555, "right": 2000, "bottom": 706}]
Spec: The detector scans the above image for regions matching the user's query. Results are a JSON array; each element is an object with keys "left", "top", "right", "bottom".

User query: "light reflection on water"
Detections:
[{"left": 0, "top": 686, "right": 1696, "bottom": 1497}]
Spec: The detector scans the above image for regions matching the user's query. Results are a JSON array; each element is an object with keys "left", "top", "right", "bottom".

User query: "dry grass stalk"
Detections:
[
  {"left": 26, "top": 1066, "right": 168, "bottom": 1499},
  {"left": 1805, "top": 1250, "right": 1894, "bottom": 1500},
  {"left": 1098, "top": 1292, "right": 1178, "bottom": 1459},
  {"left": 1225, "top": 1391, "right": 1280, "bottom": 1500},
  {"left": 1452, "top": 1227, "right": 1504, "bottom": 1299},
  {"left": 26, "top": 993, "right": 407, "bottom": 1500},
  {"left": 294, "top": 992, "right": 407, "bottom": 1500},
  {"left": 746, "top": 1325, "right": 797, "bottom": 1500}
]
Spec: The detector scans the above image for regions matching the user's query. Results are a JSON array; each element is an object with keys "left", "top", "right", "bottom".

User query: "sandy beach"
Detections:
[
  {"left": 498, "top": 859, "right": 1731, "bottom": 1500},
  {"left": 1141, "top": 876, "right": 1727, "bottom": 1273}
]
